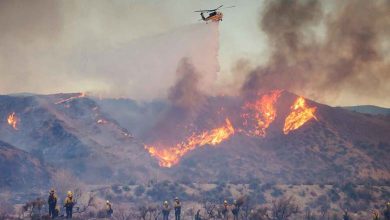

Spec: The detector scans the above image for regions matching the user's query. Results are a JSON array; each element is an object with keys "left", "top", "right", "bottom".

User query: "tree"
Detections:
[
  {"left": 201, "top": 199, "right": 218, "bottom": 219},
  {"left": 249, "top": 206, "right": 270, "bottom": 220},
  {"left": 271, "top": 196, "right": 299, "bottom": 220}
]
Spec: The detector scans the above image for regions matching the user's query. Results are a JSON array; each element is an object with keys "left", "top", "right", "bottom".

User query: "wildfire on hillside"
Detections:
[
  {"left": 145, "top": 118, "right": 234, "bottom": 167},
  {"left": 241, "top": 90, "right": 282, "bottom": 136},
  {"left": 283, "top": 97, "right": 318, "bottom": 134},
  {"left": 7, "top": 112, "right": 19, "bottom": 130},
  {"left": 145, "top": 91, "right": 318, "bottom": 167},
  {"left": 55, "top": 92, "right": 86, "bottom": 105}
]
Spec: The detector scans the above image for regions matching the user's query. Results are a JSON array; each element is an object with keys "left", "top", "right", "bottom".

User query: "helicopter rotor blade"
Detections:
[
  {"left": 194, "top": 9, "right": 214, "bottom": 12},
  {"left": 222, "top": 5, "right": 236, "bottom": 9},
  {"left": 194, "top": 5, "right": 223, "bottom": 13},
  {"left": 214, "top": 5, "right": 223, "bottom": 10}
]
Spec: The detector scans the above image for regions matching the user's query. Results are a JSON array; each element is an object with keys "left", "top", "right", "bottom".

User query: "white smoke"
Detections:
[{"left": 75, "top": 23, "right": 220, "bottom": 100}]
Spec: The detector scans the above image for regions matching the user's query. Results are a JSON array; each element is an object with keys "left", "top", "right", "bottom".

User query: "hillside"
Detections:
[
  {"left": 0, "top": 91, "right": 389, "bottom": 191},
  {"left": 0, "top": 140, "right": 49, "bottom": 190}
]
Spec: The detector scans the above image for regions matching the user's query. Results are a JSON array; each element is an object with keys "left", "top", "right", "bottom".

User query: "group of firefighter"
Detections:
[
  {"left": 46, "top": 188, "right": 390, "bottom": 220},
  {"left": 47, "top": 189, "right": 113, "bottom": 219}
]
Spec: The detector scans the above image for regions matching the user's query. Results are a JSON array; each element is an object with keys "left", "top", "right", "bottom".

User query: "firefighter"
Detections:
[
  {"left": 106, "top": 200, "right": 113, "bottom": 217},
  {"left": 162, "top": 201, "right": 170, "bottom": 220},
  {"left": 384, "top": 202, "right": 390, "bottom": 220},
  {"left": 48, "top": 189, "right": 57, "bottom": 219},
  {"left": 174, "top": 197, "right": 181, "bottom": 220},
  {"left": 221, "top": 200, "right": 229, "bottom": 220},
  {"left": 231, "top": 200, "right": 240, "bottom": 220},
  {"left": 64, "top": 191, "right": 75, "bottom": 219}
]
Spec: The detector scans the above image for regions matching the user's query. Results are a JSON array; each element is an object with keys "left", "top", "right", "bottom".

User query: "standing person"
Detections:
[
  {"left": 106, "top": 200, "right": 113, "bottom": 217},
  {"left": 174, "top": 197, "right": 181, "bottom": 220},
  {"left": 231, "top": 200, "right": 240, "bottom": 220},
  {"left": 222, "top": 200, "right": 229, "bottom": 220},
  {"left": 48, "top": 189, "right": 57, "bottom": 219},
  {"left": 64, "top": 191, "right": 75, "bottom": 219},
  {"left": 162, "top": 201, "right": 171, "bottom": 220}
]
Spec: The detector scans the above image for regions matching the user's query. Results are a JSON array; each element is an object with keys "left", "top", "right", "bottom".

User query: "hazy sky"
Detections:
[{"left": 0, "top": 0, "right": 389, "bottom": 107}]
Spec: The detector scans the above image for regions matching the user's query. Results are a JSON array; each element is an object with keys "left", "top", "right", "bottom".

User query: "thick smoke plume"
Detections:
[
  {"left": 242, "top": 0, "right": 390, "bottom": 106},
  {"left": 146, "top": 58, "right": 206, "bottom": 144}
]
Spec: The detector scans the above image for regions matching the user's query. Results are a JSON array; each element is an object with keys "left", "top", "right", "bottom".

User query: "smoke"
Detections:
[
  {"left": 241, "top": 0, "right": 390, "bottom": 106},
  {"left": 145, "top": 58, "right": 205, "bottom": 144},
  {"left": 168, "top": 58, "right": 205, "bottom": 111},
  {"left": 78, "top": 22, "right": 220, "bottom": 100},
  {"left": 0, "top": 0, "right": 220, "bottom": 100}
]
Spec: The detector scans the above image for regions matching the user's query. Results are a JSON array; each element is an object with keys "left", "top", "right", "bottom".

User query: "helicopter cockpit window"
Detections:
[{"left": 209, "top": 12, "right": 217, "bottom": 17}]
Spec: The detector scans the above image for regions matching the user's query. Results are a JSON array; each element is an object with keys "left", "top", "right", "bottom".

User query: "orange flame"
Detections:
[
  {"left": 241, "top": 90, "right": 282, "bottom": 136},
  {"left": 55, "top": 92, "right": 86, "bottom": 104},
  {"left": 7, "top": 112, "right": 19, "bottom": 130},
  {"left": 283, "top": 97, "right": 317, "bottom": 134},
  {"left": 145, "top": 118, "right": 234, "bottom": 167}
]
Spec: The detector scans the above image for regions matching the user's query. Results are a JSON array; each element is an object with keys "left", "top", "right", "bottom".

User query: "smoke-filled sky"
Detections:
[{"left": 0, "top": 0, "right": 389, "bottom": 107}]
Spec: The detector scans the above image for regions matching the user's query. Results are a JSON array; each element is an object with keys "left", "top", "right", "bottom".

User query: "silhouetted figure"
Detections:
[
  {"left": 232, "top": 200, "right": 240, "bottom": 220},
  {"left": 174, "top": 197, "right": 181, "bottom": 220},
  {"left": 48, "top": 189, "right": 57, "bottom": 219},
  {"left": 106, "top": 200, "right": 113, "bottom": 217},
  {"left": 64, "top": 191, "right": 74, "bottom": 219},
  {"left": 222, "top": 200, "right": 229, "bottom": 220},
  {"left": 162, "top": 201, "right": 170, "bottom": 220}
]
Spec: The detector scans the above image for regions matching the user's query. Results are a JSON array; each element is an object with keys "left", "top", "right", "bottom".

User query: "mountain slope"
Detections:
[
  {"left": 0, "top": 92, "right": 389, "bottom": 188},
  {"left": 0, "top": 140, "right": 50, "bottom": 190},
  {"left": 0, "top": 94, "right": 157, "bottom": 185}
]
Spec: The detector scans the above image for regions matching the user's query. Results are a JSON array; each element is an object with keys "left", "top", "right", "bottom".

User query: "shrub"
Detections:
[{"left": 134, "top": 185, "right": 145, "bottom": 197}]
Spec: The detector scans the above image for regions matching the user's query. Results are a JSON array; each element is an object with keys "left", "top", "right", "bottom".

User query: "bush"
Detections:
[
  {"left": 111, "top": 184, "right": 122, "bottom": 194},
  {"left": 122, "top": 185, "right": 130, "bottom": 192},
  {"left": 271, "top": 187, "right": 284, "bottom": 198},
  {"left": 341, "top": 182, "right": 357, "bottom": 200},
  {"left": 134, "top": 185, "right": 145, "bottom": 197},
  {"left": 146, "top": 181, "right": 189, "bottom": 201},
  {"left": 328, "top": 188, "right": 340, "bottom": 202}
]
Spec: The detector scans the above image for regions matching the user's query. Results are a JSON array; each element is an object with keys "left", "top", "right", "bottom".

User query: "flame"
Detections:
[
  {"left": 145, "top": 118, "right": 234, "bottom": 167},
  {"left": 241, "top": 90, "right": 282, "bottom": 136},
  {"left": 283, "top": 97, "right": 317, "bottom": 134},
  {"left": 7, "top": 112, "right": 19, "bottom": 130},
  {"left": 97, "top": 119, "right": 108, "bottom": 124},
  {"left": 55, "top": 92, "right": 86, "bottom": 104}
]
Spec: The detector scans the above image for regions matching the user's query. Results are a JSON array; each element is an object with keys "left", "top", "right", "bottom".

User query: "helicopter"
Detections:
[{"left": 194, "top": 5, "right": 235, "bottom": 23}]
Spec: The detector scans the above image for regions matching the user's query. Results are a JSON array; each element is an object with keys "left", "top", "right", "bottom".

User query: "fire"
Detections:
[
  {"left": 55, "top": 92, "right": 86, "bottom": 105},
  {"left": 97, "top": 119, "right": 108, "bottom": 124},
  {"left": 283, "top": 97, "right": 317, "bottom": 134},
  {"left": 145, "top": 91, "right": 320, "bottom": 167},
  {"left": 145, "top": 118, "right": 234, "bottom": 167},
  {"left": 7, "top": 112, "right": 19, "bottom": 130},
  {"left": 241, "top": 90, "right": 282, "bottom": 136}
]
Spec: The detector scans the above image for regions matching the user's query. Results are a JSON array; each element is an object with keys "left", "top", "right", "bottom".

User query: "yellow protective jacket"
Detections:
[{"left": 64, "top": 197, "right": 74, "bottom": 208}]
